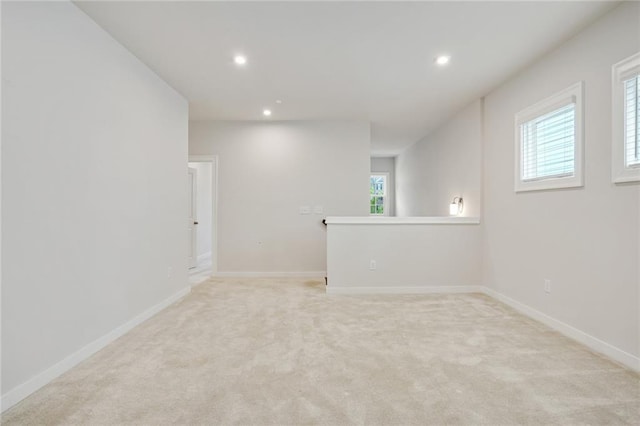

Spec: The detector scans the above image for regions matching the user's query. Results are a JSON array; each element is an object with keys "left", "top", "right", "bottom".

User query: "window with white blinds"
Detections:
[
  {"left": 612, "top": 52, "right": 640, "bottom": 183},
  {"left": 520, "top": 103, "right": 575, "bottom": 181},
  {"left": 515, "top": 82, "right": 584, "bottom": 192},
  {"left": 623, "top": 75, "right": 639, "bottom": 167}
]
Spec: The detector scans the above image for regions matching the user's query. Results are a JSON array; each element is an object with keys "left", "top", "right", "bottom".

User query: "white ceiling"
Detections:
[{"left": 76, "top": 1, "right": 617, "bottom": 156}]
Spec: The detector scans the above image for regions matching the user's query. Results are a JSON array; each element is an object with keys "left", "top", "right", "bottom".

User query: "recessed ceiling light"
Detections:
[
  {"left": 234, "top": 55, "right": 247, "bottom": 66},
  {"left": 263, "top": 109, "right": 272, "bottom": 117},
  {"left": 435, "top": 55, "right": 450, "bottom": 66}
]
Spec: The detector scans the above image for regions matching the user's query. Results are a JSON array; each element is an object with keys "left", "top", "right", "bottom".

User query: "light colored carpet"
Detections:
[{"left": 2, "top": 278, "right": 639, "bottom": 425}]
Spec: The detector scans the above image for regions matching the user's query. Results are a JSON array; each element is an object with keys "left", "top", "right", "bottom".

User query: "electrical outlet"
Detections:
[
  {"left": 299, "top": 206, "right": 311, "bottom": 215},
  {"left": 369, "top": 260, "right": 377, "bottom": 270},
  {"left": 544, "top": 279, "right": 551, "bottom": 293},
  {"left": 314, "top": 205, "right": 324, "bottom": 214}
]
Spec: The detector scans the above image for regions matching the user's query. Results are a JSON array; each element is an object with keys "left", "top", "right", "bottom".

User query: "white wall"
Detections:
[
  {"left": 482, "top": 2, "right": 639, "bottom": 360},
  {"left": 188, "top": 162, "right": 213, "bottom": 261},
  {"left": 396, "top": 100, "right": 482, "bottom": 217},
  {"left": 370, "top": 157, "right": 395, "bottom": 216},
  {"left": 189, "top": 121, "right": 370, "bottom": 274},
  {"left": 327, "top": 219, "right": 482, "bottom": 293},
  {"left": 1, "top": 1, "right": 188, "bottom": 406}
]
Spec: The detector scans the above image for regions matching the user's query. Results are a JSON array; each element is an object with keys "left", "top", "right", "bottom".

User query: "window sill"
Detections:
[
  {"left": 515, "top": 174, "right": 584, "bottom": 192},
  {"left": 612, "top": 166, "right": 640, "bottom": 184}
]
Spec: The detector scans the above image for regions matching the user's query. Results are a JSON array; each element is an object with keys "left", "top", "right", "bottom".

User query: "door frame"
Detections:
[
  {"left": 188, "top": 155, "right": 219, "bottom": 275},
  {"left": 187, "top": 167, "right": 198, "bottom": 268}
]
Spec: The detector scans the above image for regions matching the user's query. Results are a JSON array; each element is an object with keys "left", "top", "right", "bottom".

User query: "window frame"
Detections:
[
  {"left": 514, "top": 81, "right": 584, "bottom": 193},
  {"left": 611, "top": 52, "right": 640, "bottom": 184},
  {"left": 369, "top": 173, "right": 389, "bottom": 216}
]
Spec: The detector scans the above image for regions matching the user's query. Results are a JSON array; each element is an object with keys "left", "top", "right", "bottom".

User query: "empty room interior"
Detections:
[{"left": 2, "top": 0, "right": 640, "bottom": 424}]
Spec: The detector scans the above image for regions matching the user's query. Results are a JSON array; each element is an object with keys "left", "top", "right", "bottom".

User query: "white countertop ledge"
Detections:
[{"left": 325, "top": 216, "right": 481, "bottom": 225}]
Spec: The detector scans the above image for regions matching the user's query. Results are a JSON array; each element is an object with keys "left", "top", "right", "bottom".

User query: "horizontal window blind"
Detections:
[
  {"left": 624, "top": 75, "right": 640, "bottom": 167},
  {"left": 520, "top": 103, "right": 575, "bottom": 181}
]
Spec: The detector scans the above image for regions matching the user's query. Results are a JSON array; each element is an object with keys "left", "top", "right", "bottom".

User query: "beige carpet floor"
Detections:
[{"left": 2, "top": 278, "right": 639, "bottom": 425}]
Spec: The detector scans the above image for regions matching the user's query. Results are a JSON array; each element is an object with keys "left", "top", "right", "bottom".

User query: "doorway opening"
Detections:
[{"left": 187, "top": 156, "right": 218, "bottom": 285}]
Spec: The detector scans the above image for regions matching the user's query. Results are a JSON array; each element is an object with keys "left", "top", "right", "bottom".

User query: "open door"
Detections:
[{"left": 188, "top": 167, "right": 198, "bottom": 269}]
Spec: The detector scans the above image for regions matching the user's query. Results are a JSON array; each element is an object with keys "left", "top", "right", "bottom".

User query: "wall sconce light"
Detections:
[{"left": 449, "top": 197, "right": 463, "bottom": 216}]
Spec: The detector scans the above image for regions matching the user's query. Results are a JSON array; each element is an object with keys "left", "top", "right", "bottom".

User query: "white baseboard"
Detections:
[
  {"left": 213, "top": 271, "right": 327, "bottom": 278},
  {"left": 0, "top": 286, "right": 191, "bottom": 413},
  {"left": 197, "top": 251, "right": 212, "bottom": 262},
  {"left": 481, "top": 286, "right": 640, "bottom": 372},
  {"left": 326, "top": 285, "right": 483, "bottom": 295}
]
